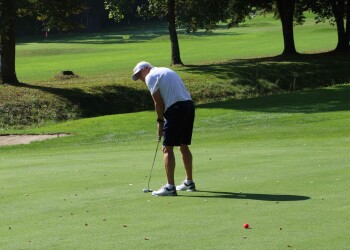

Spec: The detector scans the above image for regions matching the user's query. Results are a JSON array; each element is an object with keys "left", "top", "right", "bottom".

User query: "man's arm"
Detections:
[
  {"left": 152, "top": 89, "right": 165, "bottom": 121},
  {"left": 152, "top": 89, "right": 165, "bottom": 139}
]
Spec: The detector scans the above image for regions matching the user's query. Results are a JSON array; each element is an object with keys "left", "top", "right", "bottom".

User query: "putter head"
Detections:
[{"left": 143, "top": 188, "right": 152, "bottom": 193}]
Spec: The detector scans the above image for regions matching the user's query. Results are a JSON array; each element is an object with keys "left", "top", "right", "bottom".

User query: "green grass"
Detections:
[
  {"left": 2, "top": 51, "right": 350, "bottom": 129},
  {"left": 1, "top": 85, "right": 350, "bottom": 249},
  {"left": 1, "top": 12, "right": 350, "bottom": 249},
  {"left": 15, "top": 14, "right": 337, "bottom": 82},
  {"left": 1, "top": 13, "right": 349, "bottom": 249},
  {"left": 2, "top": 14, "right": 349, "bottom": 129}
]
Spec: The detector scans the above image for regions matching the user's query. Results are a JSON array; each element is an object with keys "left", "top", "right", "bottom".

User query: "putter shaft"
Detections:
[{"left": 145, "top": 137, "right": 161, "bottom": 192}]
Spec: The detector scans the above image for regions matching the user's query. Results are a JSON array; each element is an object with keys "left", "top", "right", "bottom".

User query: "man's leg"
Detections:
[
  {"left": 180, "top": 144, "right": 193, "bottom": 181},
  {"left": 163, "top": 146, "right": 176, "bottom": 185}
]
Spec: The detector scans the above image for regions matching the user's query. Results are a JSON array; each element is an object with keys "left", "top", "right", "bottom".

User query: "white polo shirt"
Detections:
[{"left": 145, "top": 67, "right": 192, "bottom": 111}]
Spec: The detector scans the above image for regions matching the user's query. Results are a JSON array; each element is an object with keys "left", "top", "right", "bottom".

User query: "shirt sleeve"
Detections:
[{"left": 146, "top": 74, "right": 160, "bottom": 95}]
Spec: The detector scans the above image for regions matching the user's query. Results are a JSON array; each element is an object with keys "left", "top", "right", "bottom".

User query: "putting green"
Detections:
[{"left": 1, "top": 85, "right": 349, "bottom": 249}]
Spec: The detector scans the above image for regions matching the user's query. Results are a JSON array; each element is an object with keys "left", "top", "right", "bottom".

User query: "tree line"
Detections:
[{"left": 1, "top": 0, "right": 349, "bottom": 85}]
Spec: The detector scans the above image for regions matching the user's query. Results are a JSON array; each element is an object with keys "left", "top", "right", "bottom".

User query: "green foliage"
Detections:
[
  {"left": 16, "top": 0, "right": 86, "bottom": 31},
  {"left": 104, "top": 0, "right": 137, "bottom": 22},
  {"left": 0, "top": 98, "right": 79, "bottom": 129},
  {"left": 304, "top": 0, "right": 334, "bottom": 24},
  {"left": 0, "top": 80, "right": 154, "bottom": 129},
  {"left": 173, "top": 0, "right": 227, "bottom": 32},
  {"left": 136, "top": 0, "right": 228, "bottom": 32},
  {"left": 225, "top": 0, "right": 274, "bottom": 28},
  {"left": 136, "top": 0, "right": 174, "bottom": 26}
]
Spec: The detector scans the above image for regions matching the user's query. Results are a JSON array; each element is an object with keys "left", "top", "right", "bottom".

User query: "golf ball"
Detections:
[{"left": 244, "top": 223, "right": 249, "bottom": 229}]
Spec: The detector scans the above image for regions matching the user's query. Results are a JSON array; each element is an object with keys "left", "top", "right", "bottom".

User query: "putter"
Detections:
[{"left": 143, "top": 137, "right": 161, "bottom": 193}]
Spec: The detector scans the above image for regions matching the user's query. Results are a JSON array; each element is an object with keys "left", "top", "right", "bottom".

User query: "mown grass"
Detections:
[
  {"left": 1, "top": 85, "right": 349, "bottom": 249},
  {"left": 2, "top": 14, "right": 349, "bottom": 129},
  {"left": 14, "top": 14, "right": 337, "bottom": 82},
  {"left": 1, "top": 13, "right": 349, "bottom": 250}
]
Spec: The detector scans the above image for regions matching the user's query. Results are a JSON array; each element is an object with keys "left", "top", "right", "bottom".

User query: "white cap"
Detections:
[{"left": 132, "top": 61, "right": 153, "bottom": 81}]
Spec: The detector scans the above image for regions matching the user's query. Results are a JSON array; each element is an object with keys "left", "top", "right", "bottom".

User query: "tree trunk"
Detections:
[
  {"left": 331, "top": 0, "right": 349, "bottom": 52},
  {"left": 345, "top": 0, "right": 350, "bottom": 49},
  {"left": 84, "top": 8, "right": 102, "bottom": 33},
  {"left": 276, "top": 0, "right": 298, "bottom": 56},
  {"left": 167, "top": 0, "right": 183, "bottom": 65},
  {"left": 1, "top": 0, "right": 19, "bottom": 85}
]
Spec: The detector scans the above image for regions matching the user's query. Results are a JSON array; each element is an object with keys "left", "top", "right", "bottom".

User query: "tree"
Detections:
[
  {"left": 136, "top": 0, "right": 184, "bottom": 65},
  {"left": 1, "top": 0, "right": 19, "bottom": 84},
  {"left": 330, "top": 0, "right": 349, "bottom": 51},
  {"left": 0, "top": 0, "right": 85, "bottom": 85},
  {"left": 347, "top": 1, "right": 350, "bottom": 46},
  {"left": 225, "top": 0, "right": 315, "bottom": 56},
  {"left": 105, "top": 0, "right": 137, "bottom": 22},
  {"left": 207, "top": 0, "right": 300, "bottom": 56},
  {"left": 307, "top": 0, "right": 350, "bottom": 52},
  {"left": 167, "top": 0, "right": 182, "bottom": 65},
  {"left": 141, "top": 0, "right": 232, "bottom": 64},
  {"left": 29, "top": 0, "right": 85, "bottom": 32},
  {"left": 275, "top": 0, "right": 298, "bottom": 55},
  {"left": 167, "top": 0, "right": 299, "bottom": 58},
  {"left": 81, "top": 0, "right": 106, "bottom": 33},
  {"left": 175, "top": 0, "right": 229, "bottom": 33},
  {"left": 107, "top": 0, "right": 183, "bottom": 65},
  {"left": 224, "top": 0, "right": 273, "bottom": 28}
]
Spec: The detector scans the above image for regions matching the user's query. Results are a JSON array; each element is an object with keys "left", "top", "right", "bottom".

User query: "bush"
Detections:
[{"left": 0, "top": 100, "right": 79, "bottom": 129}]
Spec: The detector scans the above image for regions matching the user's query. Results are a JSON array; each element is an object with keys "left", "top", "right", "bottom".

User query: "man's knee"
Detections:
[
  {"left": 163, "top": 146, "right": 174, "bottom": 154},
  {"left": 179, "top": 145, "right": 191, "bottom": 155}
]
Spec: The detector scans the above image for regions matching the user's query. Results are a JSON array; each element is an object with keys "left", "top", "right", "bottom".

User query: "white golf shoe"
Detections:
[
  {"left": 176, "top": 181, "right": 196, "bottom": 192},
  {"left": 152, "top": 185, "right": 177, "bottom": 196}
]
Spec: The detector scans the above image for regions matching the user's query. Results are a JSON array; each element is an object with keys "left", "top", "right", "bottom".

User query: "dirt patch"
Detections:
[{"left": 0, "top": 133, "right": 70, "bottom": 147}]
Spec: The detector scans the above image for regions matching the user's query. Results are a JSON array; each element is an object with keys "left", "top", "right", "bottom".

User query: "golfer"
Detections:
[{"left": 132, "top": 61, "right": 196, "bottom": 196}]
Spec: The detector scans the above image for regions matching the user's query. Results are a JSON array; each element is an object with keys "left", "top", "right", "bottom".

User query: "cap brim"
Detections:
[{"left": 131, "top": 69, "right": 141, "bottom": 81}]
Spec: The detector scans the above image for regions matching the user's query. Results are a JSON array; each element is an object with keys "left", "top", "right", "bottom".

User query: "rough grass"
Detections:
[{"left": 2, "top": 51, "right": 349, "bottom": 129}]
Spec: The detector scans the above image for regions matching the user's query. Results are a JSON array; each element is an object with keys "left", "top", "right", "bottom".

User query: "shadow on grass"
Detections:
[
  {"left": 16, "top": 22, "right": 170, "bottom": 45},
  {"left": 184, "top": 52, "right": 350, "bottom": 92},
  {"left": 14, "top": 82, "right": 153, "bottom": 117},
  {"left": 16, "top": 22, "right": 240, "bottom": 45},
  {"left": 190, "top": 190, "right": 310, "bottom": 201},
  {"left": 6, "top": 53, "right": 350, "bottom": 127},
  {"left": 199, "top": 84, "right": 350, "bottom": 113}
]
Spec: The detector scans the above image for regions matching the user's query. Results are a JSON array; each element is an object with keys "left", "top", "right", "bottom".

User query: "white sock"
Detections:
[
  {"left": 167, "top": 184, "right": 175, "bottom": 189},
  {"left": 185, "top": 180, "right": 194, "bottom": 184}
]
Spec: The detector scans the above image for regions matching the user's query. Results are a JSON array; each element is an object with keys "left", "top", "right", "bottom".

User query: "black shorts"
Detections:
[{"left": 163, "top": 100, "right": 195, "bottom": 146}]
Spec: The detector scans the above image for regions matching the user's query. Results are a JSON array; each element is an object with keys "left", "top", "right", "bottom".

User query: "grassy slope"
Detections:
[
  {"left": 1, "top": 85, "right": 349, "bottom": 249},
  {"left": 2, "top": 14, "right": 349, "bottom": 129}
]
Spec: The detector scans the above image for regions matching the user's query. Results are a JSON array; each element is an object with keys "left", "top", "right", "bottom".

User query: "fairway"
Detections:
[
  {"left": 1, "top": 85, "right": 349, "bottom": 249},
  {"left": 15, "top": 14, "right": 337, "bottom": 82}
]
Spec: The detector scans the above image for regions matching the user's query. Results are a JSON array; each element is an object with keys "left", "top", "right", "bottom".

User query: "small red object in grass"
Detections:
[{"left": 244, "top": 223, "right": 249, "bottom": 229}]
